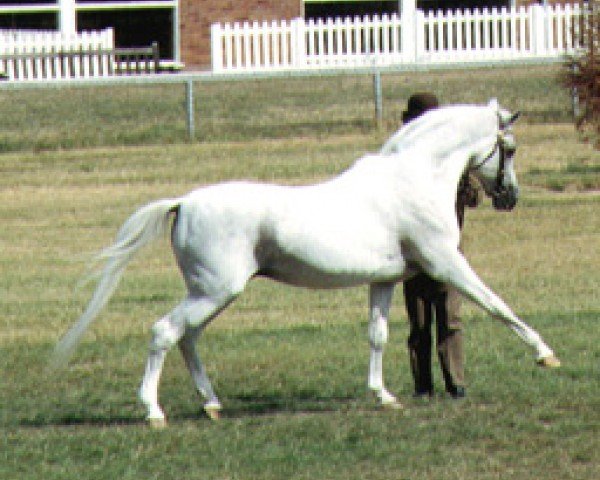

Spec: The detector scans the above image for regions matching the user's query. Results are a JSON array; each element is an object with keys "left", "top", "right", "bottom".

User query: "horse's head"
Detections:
[{"left": 469, "top": 99, "right": 520, "bottom": 211}]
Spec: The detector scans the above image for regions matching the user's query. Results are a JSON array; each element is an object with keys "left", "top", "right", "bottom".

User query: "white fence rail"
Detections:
[
  {"left": 0, "top": 29, "right": 114, "bottom": 80},
  {"left": 211, "top": 3, "right": 584, "bottom": 72}
]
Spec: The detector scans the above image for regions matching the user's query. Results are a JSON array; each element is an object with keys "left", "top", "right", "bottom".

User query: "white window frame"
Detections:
[{"left": 0, "top": 0, "right": 179, "bottom": 62}]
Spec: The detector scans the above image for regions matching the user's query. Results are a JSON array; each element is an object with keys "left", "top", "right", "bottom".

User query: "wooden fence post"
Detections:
[
  {"left": 530, "top": 4, "right": 548, "bottom": 56},
  {"left": 400, "top": 0, "right": 417, "bottom": 63},
  {"left": 211, "top": 23, "right": 223, "bottom": 72},
  {"left": 58, "top": 0, "right": 76, "bottom": 36}
]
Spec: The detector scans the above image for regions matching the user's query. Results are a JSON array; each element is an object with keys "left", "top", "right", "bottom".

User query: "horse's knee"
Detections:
[
  {"left": 369, "top": 315, "right": 388, "bottom": 350},
  {"left": 151, "top": 317, "right": 183, "bottom": 351}
]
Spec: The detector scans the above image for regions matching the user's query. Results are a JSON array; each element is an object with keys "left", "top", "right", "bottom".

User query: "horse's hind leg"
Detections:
[
  {"left": 139, "top": 295, "right": 235, "bottom": 427},
  {"left": 139, "top": 311, "right": 182, "bottom": 428},
  {"left": 368, "top": 282, "right": 402, "bottom": 409},
  {"left": 178, "top": 324, "right": 222, "bottom": 420}
]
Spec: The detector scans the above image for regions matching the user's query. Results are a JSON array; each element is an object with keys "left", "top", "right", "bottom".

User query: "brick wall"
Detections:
[
  {"left": 180, "top": 0, "right": 302, "bottom": 69},
  {"left": 180, "top": 0, "right": 578, "bottom": 69}
]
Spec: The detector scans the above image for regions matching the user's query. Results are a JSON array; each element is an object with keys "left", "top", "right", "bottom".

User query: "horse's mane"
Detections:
[{"left": 380, "top": 104, "right": 495, "bottom": 157}]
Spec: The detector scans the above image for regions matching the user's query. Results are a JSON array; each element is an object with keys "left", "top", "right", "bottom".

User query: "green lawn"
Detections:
[
  {"left": 0, "top": 65, "right": 576, "bottom": 152},
  {"left": 0, "top": 65, "right": 598, "bottom": 479}
]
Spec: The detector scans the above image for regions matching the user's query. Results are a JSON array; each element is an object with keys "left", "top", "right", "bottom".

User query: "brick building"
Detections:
[
  {"left": 0, "top": 0, "right": 574, "bottom": 69},
  {"left": 179, "top": 0, "right": 520, "bottom": 68},
  {"left": 180, "top": 0, "right": 301, "bottom": 68}
]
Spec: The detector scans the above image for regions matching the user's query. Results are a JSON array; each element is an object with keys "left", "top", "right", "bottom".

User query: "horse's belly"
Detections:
[
  {"left": 257, "top": 245, "right": 407, "bottom": 289},
  {"left": 257, "top": 201, "right": 408, "bottom": 287},
  {"left": 262, "top": 269, "right": 405, "bottom": 289}
]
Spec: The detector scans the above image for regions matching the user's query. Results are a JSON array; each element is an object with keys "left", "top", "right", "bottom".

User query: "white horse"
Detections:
[{"left": 53, "top": 99, "right": 560, "bottom": 427}]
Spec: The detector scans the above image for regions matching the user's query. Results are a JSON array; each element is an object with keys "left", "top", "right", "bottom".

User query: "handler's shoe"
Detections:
[
  {"left": 413, "top": 389, "right": 434, "bottom": 400},
  {"left": 448, "top": 386, "right": 466, "bottom": 399}
]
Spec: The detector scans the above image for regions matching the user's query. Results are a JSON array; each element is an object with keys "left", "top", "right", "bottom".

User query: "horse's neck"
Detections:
[
  {"left": 382, "top": 107, "right": 494, "bottom": 160},
  {"left": 430, "top": 150, "right": 471, "bottom": 202},
  {"left": 398, "top": 134, "right": 475, "bottom": 186},
  {"left": 385, "top": 109, "right": 495, "bottom": 190}
]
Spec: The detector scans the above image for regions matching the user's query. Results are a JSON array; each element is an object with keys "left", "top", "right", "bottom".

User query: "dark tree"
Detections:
[{"left": 565, "top": 1, "right": 600, "bottom": 148}]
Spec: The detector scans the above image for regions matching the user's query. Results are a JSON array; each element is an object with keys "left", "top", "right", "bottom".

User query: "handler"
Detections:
[{"left": 401, "top": 93, "right": 481, "bottom": 399}]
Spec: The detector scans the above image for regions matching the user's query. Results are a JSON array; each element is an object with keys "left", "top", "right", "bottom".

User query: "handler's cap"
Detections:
[{"left": 402, "top": 92, "right": 439, "bottom": 123}]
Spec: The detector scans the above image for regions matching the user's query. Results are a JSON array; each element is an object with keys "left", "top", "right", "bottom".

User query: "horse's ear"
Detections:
[
  {"left": 487, "top": 98, "right": 499, "bottom": 109},
  {"left": 508, "top": 111, "right": 521, "bottom": 125},
  {"left": 498, "top": 110, "right": 520, "bottom": 128}
]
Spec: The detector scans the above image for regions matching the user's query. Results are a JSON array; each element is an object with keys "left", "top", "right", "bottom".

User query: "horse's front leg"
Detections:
[
  {"left": 368, "top": 282, "right": 403, "bottom": 409},
  {"left": 425, "top": 248, "right": 560, "bottom": 368}
]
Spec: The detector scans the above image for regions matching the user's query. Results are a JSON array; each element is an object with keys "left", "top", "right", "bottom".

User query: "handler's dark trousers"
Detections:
[{"left": 404, "top": 274, "right": 464, "bottom": 396}]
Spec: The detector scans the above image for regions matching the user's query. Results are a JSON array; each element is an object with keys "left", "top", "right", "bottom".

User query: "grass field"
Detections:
[
  {"left": 1, "top": 65, "right": 599, "bottom": 479},
  {"left": 0, "top": 65, "right": 580, "bottom": 152}
]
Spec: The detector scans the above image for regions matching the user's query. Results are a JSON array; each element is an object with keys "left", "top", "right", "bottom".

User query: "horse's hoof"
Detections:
[
  {"left": 204, "top": 403, "right": 222, "bottom": 421},
  {"left": 147, "top": 417, "right": 167, "bottom": 429},
  {"left": 537, "top": 355, "right": 561, "bottom": 368}
]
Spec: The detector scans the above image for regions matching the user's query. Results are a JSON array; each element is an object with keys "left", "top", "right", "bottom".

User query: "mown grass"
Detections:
[
  {"left": 1, "top": 65, "right": 599, "bottom": 479},
  {"left": 0, "top": 65, "right": 576, "bottom": 153}
]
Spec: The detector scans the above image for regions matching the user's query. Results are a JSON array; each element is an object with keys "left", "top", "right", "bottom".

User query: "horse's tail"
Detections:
[{"left": 50, "top": 197, "right": 181, "bottom": 369}]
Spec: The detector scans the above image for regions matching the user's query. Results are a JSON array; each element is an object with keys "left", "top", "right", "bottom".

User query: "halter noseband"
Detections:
[{"left": 470, "top": 134, "right": 510, "bottom": 194}]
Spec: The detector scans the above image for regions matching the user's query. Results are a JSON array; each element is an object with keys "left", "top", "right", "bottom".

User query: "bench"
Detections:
[{"left": 0, "top": 42, "right": 161, "bottom": 81}]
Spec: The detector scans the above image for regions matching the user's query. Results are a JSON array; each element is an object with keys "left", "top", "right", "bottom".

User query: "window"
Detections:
[
  {"left": 0, "top": 0, "right": 178, "bottom": 61},
  {"left": 0, "top": 13, "right": 56, "bottom": 29},
  {"left": 77, "top": 9, "right": 174, "bottom": 58},
  {"left": 303, "top": 0, "right": 512, "bottom": 19},
  {"left": 417, "top": 0, "right": 510, "bottom": 11},
  {"left": 304, "top": 1, "right": 399, "bottom": 20}
]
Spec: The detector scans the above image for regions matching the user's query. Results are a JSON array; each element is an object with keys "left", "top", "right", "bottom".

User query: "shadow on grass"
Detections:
[
  {"left": 220, "top": 393, "right": 364, "bottom": 419},
  {"left": 15, "top": 392, "right": 370, "bottom": 429},
  {"left": 17, "top": 413, "right": 145, "bottom": 429}
]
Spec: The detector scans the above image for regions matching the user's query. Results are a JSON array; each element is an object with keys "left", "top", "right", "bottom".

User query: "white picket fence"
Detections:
[
  {"left": 211, "top": 3, "right": 584, "bottom": 72},
  {"left": 0, "top": 29, "right": 114, "bottom": 80}
]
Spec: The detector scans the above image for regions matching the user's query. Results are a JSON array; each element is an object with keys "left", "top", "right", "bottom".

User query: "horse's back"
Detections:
[{"left": 168, "top": 148, "right": 458, "bottom": 291}]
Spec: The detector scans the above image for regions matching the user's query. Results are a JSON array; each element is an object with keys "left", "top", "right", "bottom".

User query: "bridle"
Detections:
[
  {"left": 470, "top": 109, "right": 520, "bottom": 188},
  {"left": 469, "top": 129, "right": 518, "bottom": 210},
  {"left": 471, "top": 138, "right": 505, "bottom": 190},
  {"left": 469, "top": 109, "right": 520, "bottom": 210}
]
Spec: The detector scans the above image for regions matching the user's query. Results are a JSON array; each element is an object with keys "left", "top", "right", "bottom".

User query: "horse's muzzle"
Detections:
[{"left": 492, "top": 185, "right": 518, "bottom": 211}]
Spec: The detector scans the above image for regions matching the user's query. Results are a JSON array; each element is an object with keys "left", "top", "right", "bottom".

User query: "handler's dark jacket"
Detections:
[
  {"left": 403, "top": 92, "right": 482, "bottom": 297},
  {"left": 401, "top": 92, "right": 481, "bottom": 396}
]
